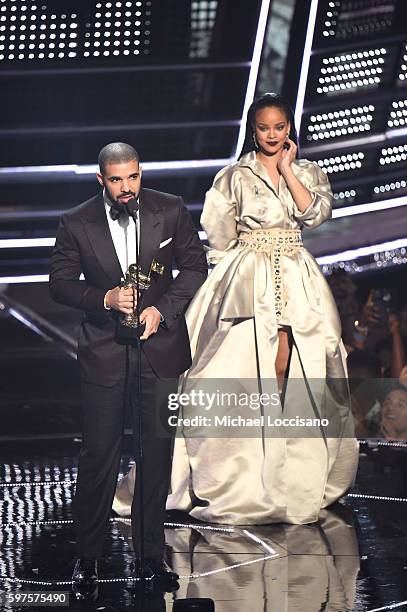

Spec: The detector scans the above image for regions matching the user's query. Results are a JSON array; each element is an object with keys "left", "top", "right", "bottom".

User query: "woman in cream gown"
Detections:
[{"left": 114, "top": 93, "right": 359, "bottom": 525}]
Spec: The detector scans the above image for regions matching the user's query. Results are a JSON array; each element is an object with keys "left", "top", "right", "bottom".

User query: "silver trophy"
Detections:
[{"left": 120, "top": 259, "right": 165, "bottom": 328}]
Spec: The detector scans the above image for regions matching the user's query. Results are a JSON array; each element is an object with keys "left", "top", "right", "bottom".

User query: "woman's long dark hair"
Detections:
[{"left": 238, "top": 92, "right": 298, "bottom": 159}]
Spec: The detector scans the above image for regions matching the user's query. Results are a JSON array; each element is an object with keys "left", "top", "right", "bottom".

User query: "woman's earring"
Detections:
[{"left": 252, "top": 132, "right": 259, "bottom": 150}]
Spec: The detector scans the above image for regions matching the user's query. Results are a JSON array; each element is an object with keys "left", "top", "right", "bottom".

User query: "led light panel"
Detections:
[
  {"left": 320, "top": 0, "right": 396, "bottom": 42},
  {"left": 387, "top": 98, "right": 407, "bottom": 128},
  {"left": 0, "top": 0, "right": 79, "bottom": 61},
  {"left": 373, "top": 179, "right": 407, "bottom": 197},
  {"left": 333, "top": 189, "right": 357, "bottom": 204},
  {"left": 398, "top": 44, "right": 407, "bottom": 82},
  {"left": 306, "top": 104, "right": 375, "bottom": 142},
  {"left": 0, "top": 0, "right": 152, "bottom": 62},
  {"left": 316, "top": 151, "right": 365, "bottom": 174},
  {"left": 293, "top": 0, "right": 407, "bottom": 223},
  {"left": 189, "top": 0, "right": 218, "bottom": 59},
  {"left": 379, "top": 143, "right": 407, "bottom": 166},
  {"left": 316, "top": 47, "right": 387, "bottom": 95},
  {"left": 85, "top": 0, "right": 151, "bottom": 58}
]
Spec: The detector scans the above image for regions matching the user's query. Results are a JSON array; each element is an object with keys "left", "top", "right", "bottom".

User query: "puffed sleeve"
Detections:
[
  {"left": 200, "top": 165, "right": 239, "bottom": 264},
  {"left": 292, "top": 161, "right": 333, "bottom": 229}
]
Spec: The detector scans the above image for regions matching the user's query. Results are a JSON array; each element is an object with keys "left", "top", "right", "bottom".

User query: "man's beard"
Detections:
[{"left": 104, "top": 185, "right": 137, "bottom": 206}]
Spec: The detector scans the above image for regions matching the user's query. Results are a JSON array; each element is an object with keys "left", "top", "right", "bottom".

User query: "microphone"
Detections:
[{"left": 125, "top": 197, "right": 139, "bottom": 221}]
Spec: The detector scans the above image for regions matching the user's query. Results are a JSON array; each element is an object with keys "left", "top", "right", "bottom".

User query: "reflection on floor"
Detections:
[
  {"left": 1, "top": 440, "right": 407, "bottom": 612},
  {"left": 1, "top": 294, "right": 406, "bottom": 611}
]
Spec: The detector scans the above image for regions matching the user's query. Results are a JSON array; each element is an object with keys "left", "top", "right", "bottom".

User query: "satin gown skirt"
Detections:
[
  {"left": 164, "top": 154, "right": 359, "bottom": 525},
  {"left": 166, "top": 244, "right": 359, "bottom": 525}
]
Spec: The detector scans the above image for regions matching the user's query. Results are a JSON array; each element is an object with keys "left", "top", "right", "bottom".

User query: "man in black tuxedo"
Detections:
[{"left": 50, "top": 143, "right": 207, "bottom": 593}]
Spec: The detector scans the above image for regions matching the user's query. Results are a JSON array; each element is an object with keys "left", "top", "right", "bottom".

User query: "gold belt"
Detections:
[{"left": 238, "top": 229, "right": 303, "bottom": 320}]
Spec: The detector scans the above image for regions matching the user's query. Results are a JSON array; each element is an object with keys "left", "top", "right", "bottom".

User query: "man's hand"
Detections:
[
  {"left": 105, "top": 286, "right": 135, "bottom": 314},
  {"left": 139, "top": 306, "right": 161, "bottom": 340}
]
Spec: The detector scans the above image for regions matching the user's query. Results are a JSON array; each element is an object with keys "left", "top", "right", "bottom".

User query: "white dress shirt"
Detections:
[
  {"left": 104, "top": 197, "right": 139, "bottom": 275},
  {"left": 103, "top": 196, "right": 163, "bottom": 321}
]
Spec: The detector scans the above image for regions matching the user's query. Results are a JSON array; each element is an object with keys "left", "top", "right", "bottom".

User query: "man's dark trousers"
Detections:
[{"left": 73, "top": 346, "right": 177, "bottom": 560}]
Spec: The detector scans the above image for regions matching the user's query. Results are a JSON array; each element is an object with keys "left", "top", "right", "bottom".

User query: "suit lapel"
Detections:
[
  {"left": 81, "top": 193, "right": 123, "bottom": 285},
  {"left": 138, "top": 188, "right": 164, "bottom": 275}
]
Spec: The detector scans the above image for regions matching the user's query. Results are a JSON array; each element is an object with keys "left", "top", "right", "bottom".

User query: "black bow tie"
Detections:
[
  {"left": 108, "top": 199, "right": 139, "bottom": 221},
  {"left": 109, "top": 203, "right": 125, "bottom": 221}
]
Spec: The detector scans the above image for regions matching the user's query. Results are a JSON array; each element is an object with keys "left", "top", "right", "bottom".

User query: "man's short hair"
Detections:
[{"left": 98, "top": 142, "right": 140, "bottom": 175}]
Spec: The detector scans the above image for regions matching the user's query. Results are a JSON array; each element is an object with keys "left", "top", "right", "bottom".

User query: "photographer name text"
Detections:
[{"left": 168, "top": 415, "right": 329, "bottom": 428}]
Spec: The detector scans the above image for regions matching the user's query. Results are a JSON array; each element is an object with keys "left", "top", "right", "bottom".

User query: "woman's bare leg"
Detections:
[{"left": 275, "top": 328, "right": 293, "bottom": 393}]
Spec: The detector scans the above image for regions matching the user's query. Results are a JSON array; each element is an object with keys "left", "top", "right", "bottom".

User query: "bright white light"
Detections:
[
  {"left": 317, "top": 237, "right": 407, "bottom": 265},
  {"left": 0, "top": 275, "right": 50, "bottom": 284},
  {"left": 315, "top": 48, "right": 386, "bottom": 95},
  {"left": 0, "top": 159, "right": 231, "bottom": 177},
  {"left": 294, "top": 0, "right": 320, "bottom": 133},
  {"left": 8, "top": 308, "right": 48, "bottom": 338},
  {"left": 307, "top": 104, "right": 375, "bottom": 141},
  {"left": 387, "top": 126, "right": 407, "bottom": 139},
  {"left": 234, "top": 0, "right": 271, "bottom": 158},
  {"left": 0, "top": 238, "right": 55, "bottom": 249},
  {"left": 332, "top": 195, "right": 407, "bottom": 218},
  {"left": 74, "top": 158, "right": 232, "bottom": 174}
]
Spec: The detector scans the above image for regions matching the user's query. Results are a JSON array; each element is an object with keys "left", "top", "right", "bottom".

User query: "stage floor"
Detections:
[{"left": 0, "top": 439, "right": 406, "bottom": 612}]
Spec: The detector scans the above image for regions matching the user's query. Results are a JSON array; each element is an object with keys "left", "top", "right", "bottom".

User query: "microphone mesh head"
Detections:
[{"left": 126, "top": 198, "right": 140, "bottom": 217}]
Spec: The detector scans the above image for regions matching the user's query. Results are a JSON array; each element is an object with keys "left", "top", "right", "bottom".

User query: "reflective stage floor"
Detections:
[{"left": 1, "top": 439, "right": 407, "bottom": 612}]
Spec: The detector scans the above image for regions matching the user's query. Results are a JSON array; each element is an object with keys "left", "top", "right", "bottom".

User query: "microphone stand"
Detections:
[{"left": 126, "top": 200, "right": 146, "bottom": 584}]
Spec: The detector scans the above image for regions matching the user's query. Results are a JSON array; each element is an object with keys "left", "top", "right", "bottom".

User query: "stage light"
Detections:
[
  {"left": 190, "top": 0, "right": 218, "bottom": 59},
  {"left": 374, "top": 180, "right": 407, "bottom": 196},
  {"left": 0, "top": 0, "right": 155, "bottom": 62},
  {"left": 83, "top": 1, "right": 151, "bottom": 58},
  {"left": 316, "top": 151, "right": 365, "bottom": 174},
  {"left": 379, "top": 143, "right": 407, "bottom": 166},
  {"left": 306, "top": 104, "right": 374, "bottom": 141},
  {"left": 398, "top": 45, "right": 407, "bottom": 82},
  {"left": 316, "top": 47, "right": 387, "bottom": 95},
  {"left": 388, "top": 99, "right": 407, "bottom": 128},
  {"left": 0, "top": 1, "right": 82, "bottom": 61},
  {"left": 333, "top": 189, "right": 357, "bottom": 205}
]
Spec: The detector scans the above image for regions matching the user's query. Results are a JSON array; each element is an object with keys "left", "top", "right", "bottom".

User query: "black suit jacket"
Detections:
[{"left": 49, "top": 188, "right": 207, "bottom": 386}]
